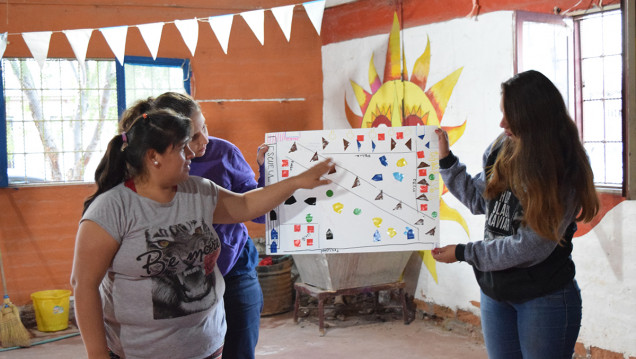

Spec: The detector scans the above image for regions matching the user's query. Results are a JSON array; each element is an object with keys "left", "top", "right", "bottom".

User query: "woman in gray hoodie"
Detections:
[{"left": 432, "top": 70, "right": 599, "bottom": 359}]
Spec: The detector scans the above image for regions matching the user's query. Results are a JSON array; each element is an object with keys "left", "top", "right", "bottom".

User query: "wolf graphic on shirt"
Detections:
[{"left": 138, "top": 218, "right": 221, "bottom": 319}]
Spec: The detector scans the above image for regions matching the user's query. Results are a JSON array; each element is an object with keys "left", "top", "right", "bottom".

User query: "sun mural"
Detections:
[{"left": 344, "top": 13, "right": 469, "bottom": 283}]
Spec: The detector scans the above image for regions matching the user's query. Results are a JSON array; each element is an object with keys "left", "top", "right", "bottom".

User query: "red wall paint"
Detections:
[
  {"left": 0, "top": 1, "right": 323, "bottom": 305},
  {"left": 0, "top": 186, "right": 92, "bottom": 305},
  {"left": 0, "top": 0, "right": 622, "bottom": 305},
  {"left": 321, "top": 0, "right": 620, "bottom": 45}
]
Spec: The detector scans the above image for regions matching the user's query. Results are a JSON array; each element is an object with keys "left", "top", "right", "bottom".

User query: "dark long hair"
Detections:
[
  {"left": 83, "top": 108, "right": 191, "bottom": 214},
  {"left": 484, "top": 70, "right": 599, "bottom": 241},
  {"left": 118, "top": 92, "right": 199, "bottom": 132}
]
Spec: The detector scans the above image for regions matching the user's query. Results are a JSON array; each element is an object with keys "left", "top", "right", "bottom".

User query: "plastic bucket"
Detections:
[{"left": 30, "top": 290, "right": 71, "bottom": 332}]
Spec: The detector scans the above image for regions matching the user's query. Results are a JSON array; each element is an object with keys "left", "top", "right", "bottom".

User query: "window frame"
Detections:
[
  {"left": 572, "top": 7, "right": 624, "bottom": 193},
  {"left": 116, "top": 56, "right": 191, "bottom": 117},
  {"left": 0, "top": 65, "right": 7, "bottom": 187},
  {"left": 0, "top": 56, "right": 191, "bottom": 187}
]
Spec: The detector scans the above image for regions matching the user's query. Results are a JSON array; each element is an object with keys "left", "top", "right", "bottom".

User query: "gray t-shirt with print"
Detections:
[{"left": 81, "top": 176, "right": 226, "bottom": 359}]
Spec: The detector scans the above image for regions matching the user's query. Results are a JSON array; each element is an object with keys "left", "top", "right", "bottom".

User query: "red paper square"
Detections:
[
  {"left": 417, "top": 151, "right": 424, "bottom": 158},
  {"left": 307, "top": 238, "right": 314, "bottom": 246},
  {"left": 396, "top": 132, "right": 403, "bottom": 139},
  {"left": 419, "top": 169, "right": 427, "bottom": 176},
  {"left": 307, "top": 226, "right": 314, "bottom": 233},
  {"left": 294, "top": 239, "right": 301, "bottom": 247},
  {"left": 378, "top": 133, "right": 385, "bottom": 141},
  {"left": 282, "top": 159, "right": 289, "bottom": 167},
  {"left": 420, "top": 185, "right": 428, "bottom": 193},
  {"left": 282, "top": 170, "right": 289, "bottom": 177},
  {"left": 357, "top": 135, "right": 364, "bottom": 141},
  {"left": 420, "top": 204, "right": 428, "bottom": 211},
  {"left": 294, "top": 225, "right": 301, "bottom": 232}
]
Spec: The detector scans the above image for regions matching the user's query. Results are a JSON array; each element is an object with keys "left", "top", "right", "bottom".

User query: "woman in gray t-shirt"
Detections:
[{"left": 71, "top": 108, "right": 334, "bottom": 359}]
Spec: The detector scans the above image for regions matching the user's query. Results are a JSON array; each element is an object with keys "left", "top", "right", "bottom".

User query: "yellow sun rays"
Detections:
[{"left": 344, "top": 12, "right": 469, "bottom": 283}]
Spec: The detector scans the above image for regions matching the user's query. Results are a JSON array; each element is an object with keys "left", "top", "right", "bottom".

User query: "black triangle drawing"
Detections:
[
  {"left": 304, "top": 197, "right": 317, "bottom": 205},
  {"left": 322, "top": 137, "right": 329, "bottom": 149},
  {"left": 417, "top": 194, "right": 429, "bottom": 201},
  {"left": 289, "top": 142, "right": 297, "bottom": 152},
  {"left": 284, "top": 196, "right": 297, "bottom": 205}
]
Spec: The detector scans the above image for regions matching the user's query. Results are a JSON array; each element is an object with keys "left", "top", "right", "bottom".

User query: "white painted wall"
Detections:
[
  {"left": 418, "top": 186, "right": 636, "bottom": 356},
  {"left": 573, "top": 202, "right": 636, "bottom": 355},
  {"left": 322, "top": 10, "right": 636, "bottom": 357}
]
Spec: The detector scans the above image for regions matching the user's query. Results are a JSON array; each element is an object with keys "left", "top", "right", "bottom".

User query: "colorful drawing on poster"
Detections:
[{"left": 264, "top": 125, "right": 440, "bottom": 254}]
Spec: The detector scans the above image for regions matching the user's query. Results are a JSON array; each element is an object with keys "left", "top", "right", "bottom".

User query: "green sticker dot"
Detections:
[
  {"left": 326, "top": 190, "right": 334, "bottom": 197},
  {"left": 353, "top": 208, "right": 362, "bottom": 215},
  {"left": 432, "top": 211, "right": 438, "bottom": 218},
  {"left": 306, "top": 214, "right": 313, "bottom": 223},
  {"left": 429, "top": 174, "right": 435, "bottom": 181}
]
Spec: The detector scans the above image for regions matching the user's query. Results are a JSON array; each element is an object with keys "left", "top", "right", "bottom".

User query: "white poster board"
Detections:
[{"left": 264, "top": 125, "right": 440, "bottom": 254}]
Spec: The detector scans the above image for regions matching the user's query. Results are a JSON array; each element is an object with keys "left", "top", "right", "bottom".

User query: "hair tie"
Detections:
[{"left": 121, "top": 131, "right": 129, "bottom": 151}]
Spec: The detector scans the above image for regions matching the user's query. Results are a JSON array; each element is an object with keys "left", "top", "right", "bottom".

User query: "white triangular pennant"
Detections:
[
  {"left": 208, "top": 14, "right": 234, "bottom": 54},
  {"left": 137, "top": 22, "right": 164, "bottom": 60},
  {"left": 302, "top": 0, "right": 326, "bottom": 35},
  {"left": 63, "top": 29, "right": 93, "bottom": 66},
  {"left": 0, "top": 33, "right": 7, "bottom": 60},
  {"left": 22, "top": 31, "right": 52, "bottom": 68},
  {"left": 100, "top": 26, "right": 128, "bottom": 66},
  {"left": 271, "top": 5, "right": 295, "bottom": 42},
  {"left": 174, "top": 18, "right": 199, "bottom": 57},
  {"left": 240, "top": 9, "right": 265, "bottom": 46}
]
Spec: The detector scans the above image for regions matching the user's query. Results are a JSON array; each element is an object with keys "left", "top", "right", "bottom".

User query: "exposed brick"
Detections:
[
  {"left": 456, "top": 309, "right": 481, "bottom": 328},
  {"left": 432, "top": 304, "right": 454, "bottom": 319},
  {"left": 412, "top": 300, "right": 628, "bottom": 358},
  {"left": 589, "top": 346, "right": 624, "bottom": 359},
  {"left": 413, "top": 298, "right": 433, "bottom": 315},
  {"left": 574, "top": 342, "right": 588, "bottom": 358}
]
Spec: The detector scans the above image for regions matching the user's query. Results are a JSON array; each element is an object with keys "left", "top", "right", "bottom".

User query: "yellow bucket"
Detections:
[{"left": 30, "top": 290, "right": 71, "bottom": 332}]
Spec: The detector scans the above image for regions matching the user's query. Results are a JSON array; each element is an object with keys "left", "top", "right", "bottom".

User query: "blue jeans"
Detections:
[
  {"left": 223, "top": 270, "right": 264, "bottom": 359},
  {"left": 480, "top": 279, "right": 582, "bottom": 359}
]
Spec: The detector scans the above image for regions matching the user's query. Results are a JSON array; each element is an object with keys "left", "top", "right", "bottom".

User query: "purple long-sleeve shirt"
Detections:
[{"left": 190, "top": 137, "right": 265, "bottom": 276}]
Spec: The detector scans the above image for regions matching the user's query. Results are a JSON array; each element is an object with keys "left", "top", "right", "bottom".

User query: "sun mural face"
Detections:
[
  {"left": 345, "top": 12, "right": 469, "bottom": 282},
  {"left": 362, "top": 81, "right": 439, "bottom": 128}
]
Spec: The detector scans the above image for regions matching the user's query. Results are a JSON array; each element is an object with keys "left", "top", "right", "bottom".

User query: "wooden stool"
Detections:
[{"left": 293, "top": 281, "right": 409, "bottom": 336}]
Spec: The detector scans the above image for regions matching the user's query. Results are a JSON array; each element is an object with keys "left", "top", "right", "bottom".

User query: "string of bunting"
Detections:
[{"left": 0, "top": 0, "right": 326, "bottom": 68}]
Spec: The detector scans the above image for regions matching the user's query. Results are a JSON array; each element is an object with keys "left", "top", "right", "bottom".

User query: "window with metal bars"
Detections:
[
  {"left": 0, "top": 56, "right": 190, "bottom": 187},
  {"left": 575, "top": 9, "right": 623, "bottom": 189}
]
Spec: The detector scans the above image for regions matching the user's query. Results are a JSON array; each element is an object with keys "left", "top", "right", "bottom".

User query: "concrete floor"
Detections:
[{"left": 0, "top": 311, "right": 487, "bottom": 359}]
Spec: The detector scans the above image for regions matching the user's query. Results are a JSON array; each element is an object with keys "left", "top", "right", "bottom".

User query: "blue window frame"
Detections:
[
  {"left": 0, "top": 56, "right": 190, "bottom": 187},
  {"left": 116, "top": 56, "right": 191, "bottom": 117}
]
